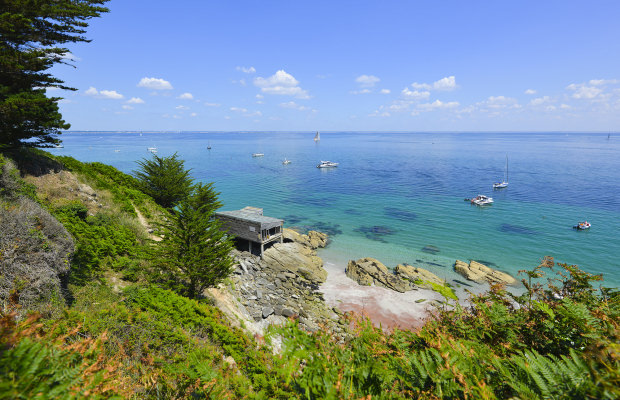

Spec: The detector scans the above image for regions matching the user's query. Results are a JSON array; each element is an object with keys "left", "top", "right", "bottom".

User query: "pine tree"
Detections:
[
  {"left": 153, "top": 184, "right": 234, "bottom": 299},
  {"left": 134, "top": 153, "right": 193, "bottom": 209},
  {"left": 0, "top": 0, "right": 109, "bottom": 149}
]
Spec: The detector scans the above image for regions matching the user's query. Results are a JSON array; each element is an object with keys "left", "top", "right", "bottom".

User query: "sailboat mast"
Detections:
[{"left": 506, "top": 155, "right": 509, "bottom": 182}]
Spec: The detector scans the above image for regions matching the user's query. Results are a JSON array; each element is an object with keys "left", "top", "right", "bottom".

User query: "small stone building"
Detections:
[{"left": 214, "top": 206, "right": 283, "bottom": 258}]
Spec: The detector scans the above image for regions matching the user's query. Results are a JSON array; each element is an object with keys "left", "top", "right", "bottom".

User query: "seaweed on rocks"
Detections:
[
  {"left": 421, "top": 245, "right": 440, "bottom": 254},
  {"left": 291, "top": 221, "right": 343, "bottom": 236},
  {"left": 384, "top": 207, "right": 417, "bottom": 221},
  {"left": 500, "top": 223, "right": 538, "bottom": 235},
  {"left": 283, "top": 214, "right": 305, "bottom": 225},
  {"left": 353, "top": 225, "right": 396, "bottom": 242}
]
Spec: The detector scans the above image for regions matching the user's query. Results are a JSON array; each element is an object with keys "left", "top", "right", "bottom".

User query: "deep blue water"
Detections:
[{"left": 49, "top": 131, "right": 620, "bottom": 287}]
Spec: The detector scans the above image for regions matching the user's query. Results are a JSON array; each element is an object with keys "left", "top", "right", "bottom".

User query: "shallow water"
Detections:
[{"left": 50, "top": 131, "right": 620, "bottom": 287}]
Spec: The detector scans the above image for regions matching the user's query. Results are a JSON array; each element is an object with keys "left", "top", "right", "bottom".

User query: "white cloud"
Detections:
[
  {"left": 232, "top": 79, "right": 247, "bottom": 86},
  {"left": 127, "top": 97, "right": 144, "bottom": 104},
  {"left": 100, "top": 90, "right": 123, "bottom": 99},
  {"left": 175, "top": 105, "right": 189, "bottom": 110},
  {"left": 254, "top": 70, "right": 309, "bottom": 99},
  {"left": 525, "top": 89, "right": 537, "bottom": 95},
  {"left": 356, "top": 75, "right": 380, "bottom": 87},
  {"left": 369, "top": 110, "right": 391, "bottom": 117},
  {"left": 380, "top": 89, "right": 391, "bottom": 94},
  {"left": 177, "top": 92, "right": 193, "bottom": 100},
  {"left": 236, "top": 66, "right": 256, "bottom": 74},
  {"left": 204, "top": 102, "right": 220, "bottom": 107},
  {"left": 230, "top": 107, "right": 248, "bottom": 113},
  {"left": 84, "top": 87, "right": 123, "bottom": 99},
  {"left": 138, "top": 77, "right": 173, "bottom": 90},
  {"left": 530, "top": 96, "right": 552, "bottom": 106},
  {"left": 432, "top": 76, "right": 457, "bottom": 91},
  {"left": 256, "top": 94, "right": 264, "bottom": 99},
  {"left": 351, "top": 89, "right": 372, "bottom": 95},
  {"left": 484, "top": 96, "right": 519, "bottom": 109},
  {"left": 567, "top": 83, "right": 603, "bottom": 99},
  {"left": 401, "top": 88, "right": 430, "bottom": 100},
  {"left": 280, "top": 101, "right": 308, "bottom": 110},
  {"left": 190, "top": 112, "right": 198, "bottom": 117},
  {"left": 122, "top": 105, "right": 133, "bottom": 110},
  {"left": 589, "top": 79, "right": 619, "bottom": 86},
  {"left": 411, "top": 76, "right": 457, "bottom": 91},
  {"left": 246, "top": 111, "right": 262, "bottom": 117},
  {"left": 418, "top": 100, "right": 460, "bottom": 110},
  {"left": 560, "top": 104, "right": 571, "bottom": 109}
]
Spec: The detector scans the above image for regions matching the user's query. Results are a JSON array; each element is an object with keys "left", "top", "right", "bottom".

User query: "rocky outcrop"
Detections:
[
  {"left": 283, "top": 228, "right": 328, "bottom": 250},
  {"left": 454, "top": 260, "right": 516, "bottom": 285},
  {"left": 345, "top": 258, "right": 412, "bottom": 293},
  {"left": 394, "top": 264, "right": 445, "bottom": 289},
  {"left": 262, "top": 242, "right": 327, "bottom": 285},
  {"left": 214, "top": 232, "right": 345, "bottom": 337}
]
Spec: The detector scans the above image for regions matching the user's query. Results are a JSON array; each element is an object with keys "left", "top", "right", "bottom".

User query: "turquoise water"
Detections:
[{"left": 49, "top": 131, "right": 620, "bottom": 287}]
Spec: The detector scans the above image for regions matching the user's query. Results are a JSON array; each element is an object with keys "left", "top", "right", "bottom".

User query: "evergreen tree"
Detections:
[
  {"left": 0, "top": 0, "right": 109, "bottom": 149},
  {"left": 153, "top": 184, "right": 234, "bottom": 299},
  {"left": 134, "top": 153, "right": 193, "bottom": 209}
]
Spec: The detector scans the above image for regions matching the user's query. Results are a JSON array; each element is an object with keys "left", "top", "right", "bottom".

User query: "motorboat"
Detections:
[
  {"left": 282, "top": 158, "right": 291, "bottom": 165},
  {"left": 573, "top": 221, "right": 591, "bottom": 230},
  {"left": 470, "top": 195, "right": 493, "bottom": 206},
  {"left": 493, "top": 155, "right": 509, "bottom": 189},
  {"left": 252, "top": 153, "right": 264, "bottom": 157},
  {"left": 317, "top": 161, "right": 338, "bottom": 168},
  {"left": 147, "top": 147, "right": 157, "bottom": 154}
]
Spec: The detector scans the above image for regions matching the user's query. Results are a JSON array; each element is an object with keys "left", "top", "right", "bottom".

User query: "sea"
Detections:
[{"left": 48, "top": 131, "right": 620, "bottom": 288}]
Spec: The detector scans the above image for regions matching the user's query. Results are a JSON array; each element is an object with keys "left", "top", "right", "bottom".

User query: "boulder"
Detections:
[
  {"left": 307, "top": 230, "right": 328, "bottom": 248},
  {"left": 283, "top": 228, "right": 328, "bottom": 249},
  {"left": 262, "top": 242, "right": 327, "bottom": 284},
  {"left": 394, "top": 264, "right": 445, "bottom": 289},
  {"left": 345, "top": 257, "right": 412, "bottom": 293},
  {"left": 454, "top": 259, "right": 516, "bottom": 285}
]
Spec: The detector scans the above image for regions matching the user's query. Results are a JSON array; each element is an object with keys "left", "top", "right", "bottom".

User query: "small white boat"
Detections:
[
  {"left": 493, "top": 155, "right": 509, "bottom": 189},
  {"left": 282, "top": 158, "right": 291, "bottom": 165},
  {"left": 114, "top": 149, "right": 121, "bottom": 153},
  {"left": 314, "top": 131, "right": 320, "bottom": 142},
  {"left": 470, "top": 194, "right": 493, "bottom": 206},
  {"left": 252, "top": 153, "right": 264, "bottom": 157},
  {"left": 317, "top": 160, "right": 338, "bottom": 168},
  {"left": 147, "top": 147, "right": 157, "bottom": 154},
  {"left": 573, "top": 221, "right": 591, "bottom": 230}
]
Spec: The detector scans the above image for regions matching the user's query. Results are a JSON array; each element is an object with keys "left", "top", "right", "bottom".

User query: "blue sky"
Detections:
[{"left": 50, "top": 0, "right": 620, "bottom": 131}]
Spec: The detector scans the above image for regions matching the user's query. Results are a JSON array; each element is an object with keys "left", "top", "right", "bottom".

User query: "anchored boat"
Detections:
[
  {"left": 470, "top": 195, "right": 493, "bottom": 206},
  {"left": 493, "top": 155, "right": 509, "bottom": 189},
  {"left": 317, "top": 161, "right": 338, "bottom": 168},
  {"left": 573, "top": 221, "right": 591, "bottom": 230}
]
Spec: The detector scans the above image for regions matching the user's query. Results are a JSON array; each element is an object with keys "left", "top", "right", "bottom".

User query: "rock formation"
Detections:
[
  {"left": 345, "top": 258, "right": 412, "bottom": 293},
  {"left": 283, "top": 228, "right": 328, "bottom": 250},
  {"left": 394, "top": 264, "right": 445, "bottom": 289},
  {"left": 212, "top": 232, "right": 345, "bottom": 337},
  {"left": 454, "top": 260, "right": 516, "bottom": 285}
]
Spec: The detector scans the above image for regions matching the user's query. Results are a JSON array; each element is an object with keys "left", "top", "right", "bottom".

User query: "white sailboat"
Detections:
[
  {"left": 493, "top": 155, "right": 509, "bottom": 189},
  {"left": 314, "top": 131, "right": 320, "bottom": 142}
]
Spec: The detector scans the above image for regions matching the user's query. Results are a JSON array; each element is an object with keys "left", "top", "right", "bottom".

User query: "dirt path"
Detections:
[{"left": 133, "top": 205, "right": 162, "bottom": 241}]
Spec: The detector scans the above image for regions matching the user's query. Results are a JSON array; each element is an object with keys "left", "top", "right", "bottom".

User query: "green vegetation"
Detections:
[
  {"left": 134, "top": 153, "right": 193, "bottom": 209},
  {"left": 0, "top": 0, "right": 109, "bottom": 149},
  {"left": 1, "top": 150, "right": 618, "bottom": 399}
]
